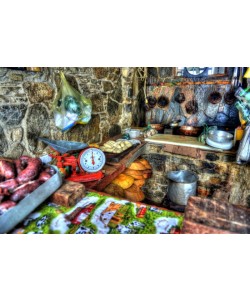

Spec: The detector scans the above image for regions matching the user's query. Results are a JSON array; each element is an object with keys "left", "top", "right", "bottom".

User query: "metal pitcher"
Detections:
[{"left": 167, "top": 170, "right": 198, "bottom": 206}]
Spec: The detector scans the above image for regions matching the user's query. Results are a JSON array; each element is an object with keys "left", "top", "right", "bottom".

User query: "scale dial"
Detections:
[{"left": 78, "top": 148, "right": 106, "bottom": 173}]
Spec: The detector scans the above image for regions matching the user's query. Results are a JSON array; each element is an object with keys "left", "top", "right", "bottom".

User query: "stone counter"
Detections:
[{"left": 141, "top": 142, "right": 250, "bottom": 208}]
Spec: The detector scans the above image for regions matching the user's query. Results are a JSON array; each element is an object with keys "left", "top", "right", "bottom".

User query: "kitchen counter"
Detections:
[{"left": 145, "top": 134, "right": 237, "bottom": 153}]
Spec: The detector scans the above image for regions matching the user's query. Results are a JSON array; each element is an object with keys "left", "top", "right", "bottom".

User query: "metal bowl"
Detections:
[
  {"left": 151, "top": 124, "right": 164, "bottom": 133},
  {"left": 179, "top": 126, "right": 203, "bottom": 137},
  {"left": 208, "top": 130, "right": 233, "bottom": 143}
]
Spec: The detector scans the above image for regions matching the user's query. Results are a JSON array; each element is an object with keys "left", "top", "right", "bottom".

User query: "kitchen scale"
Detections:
[{"left": 39, "top": 138, "right": 106, "bottom": 182}]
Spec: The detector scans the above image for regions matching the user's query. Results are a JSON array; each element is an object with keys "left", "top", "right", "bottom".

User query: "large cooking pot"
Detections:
[{"left": 167, "top": 170, "right": 198, "bottom": 206}]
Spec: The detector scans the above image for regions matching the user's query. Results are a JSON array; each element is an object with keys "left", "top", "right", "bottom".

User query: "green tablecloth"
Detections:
[{"left": 12, "top": 192, "right": 183, "bottom": 234}]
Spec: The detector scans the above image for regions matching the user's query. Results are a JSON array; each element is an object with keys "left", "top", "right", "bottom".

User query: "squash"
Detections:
[
  {"left": 112, "top": 174, "right": 134, "bottom": 190},
  {"left": 127, "top": 161, "right": 147, "bottom": 171},
  {"left": 143, "top": 172, "right": 152, "bottom": 179},
  {"left": 123, "top": 169, "right": 145, "bottom": 180},
  {"left": 133, "top": 179, "right": 146, "bottom": 188},
  {"left": 124, "top": 184, "right": 145, "bottom": 202},
  {"left": 138, "top": 158, "right": 152, "bottom": 170},
  {"left": 104, "top": 183, "right": 125, "bottom": 198}
]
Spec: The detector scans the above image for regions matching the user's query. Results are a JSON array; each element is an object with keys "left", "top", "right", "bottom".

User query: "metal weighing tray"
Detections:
[
  {"left": 39, "top": 137, "right": 88, "bottom": 154},
  {"left": 0, "top": 165, "right": 63, "bottom": 234}
]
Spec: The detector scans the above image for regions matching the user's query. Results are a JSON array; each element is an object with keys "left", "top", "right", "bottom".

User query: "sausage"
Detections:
[
  {"left": 43, "top": 166, "right": 56, "bottom": 176},
  {"left": 0, "top": 179, "right": 19, "bottom": 191},
  {"left": 10, "top": 180, "right": 41, "bottom": 202},
  {"left": 0, "top": 160, "right": 16, "bottom": 179},
  {"left": 38, "top": 171, "right": 52, "bottom": 183},
  {"left": 0, "top": 200, "right": 16, "bottom": 211},
  {"left": 16, "top": 157, "right": 42, "bottom": 184},
  {"left": 0, "top": 187, "right": 10, "bottom": 196},
  {"left": 0, "top": 194, "right": 4, "bottom": 203},
  {"left": 15, "top": 158, "right": 25, "bottom": 175}
]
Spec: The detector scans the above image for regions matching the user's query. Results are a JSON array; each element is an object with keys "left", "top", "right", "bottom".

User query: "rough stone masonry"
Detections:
[{"left": 0, "top": 67, "right": 137, "bottom": 158}]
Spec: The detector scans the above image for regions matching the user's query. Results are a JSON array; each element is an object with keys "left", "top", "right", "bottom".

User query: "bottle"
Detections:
[
  {"left": 235, "top": 101, "right": 250, "bottom": 122},
  {"left": 235, "top": 87, "right": 250, "bottom": 103},
  {"left": 26, "top": 67, "right": 41, "bottom": 72}
]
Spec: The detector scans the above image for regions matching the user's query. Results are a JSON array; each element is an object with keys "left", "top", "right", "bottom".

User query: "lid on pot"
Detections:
[{"left": 167, "top": 170, "right": 198, "bottom": 183}]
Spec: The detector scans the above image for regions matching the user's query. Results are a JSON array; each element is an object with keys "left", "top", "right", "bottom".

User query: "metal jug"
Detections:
[{"left": 167, "top": 170, "right": 198, "bottom": 206}]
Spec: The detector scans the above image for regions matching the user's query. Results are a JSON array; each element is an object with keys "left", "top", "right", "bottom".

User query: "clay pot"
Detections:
[
  {"left": 185, "top": 100, "right": 198, "bottom": 114},
  {"left": 174, "top": 93, "right": 186, "bottom": 104},
  {"left": 157, "top": 95, "right": 169, "bottom": 108},
  {"left": 208, "top": 91, "right": 222, "bottom": 104},
  {"left": 224, "top": 90, "right": 236, "bottom": 105},
  {"left": 147, "top": 96, "right": 157, "bottom": 109}
]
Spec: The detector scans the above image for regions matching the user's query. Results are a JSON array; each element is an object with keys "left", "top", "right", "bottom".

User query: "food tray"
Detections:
[
  {"left": 0, "top": 165, "right": 63, "bottom": 234},
  {"left": 104, "top": 144, "right": 137, "bottom": 163}
]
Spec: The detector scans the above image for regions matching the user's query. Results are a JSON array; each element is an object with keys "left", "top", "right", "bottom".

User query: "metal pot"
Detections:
[
  {"left": 167, "top": 170, "right": 198, "bottom": 206},
  {"left": 169, "top": 119, "right": 181, "bottom": 128},
  {"left": 206, "top": 130, "right": 234, "bottom": 150},
  {"left": 208, "top": 130, "right": 233, "bottom": 143},
  {"left": 179, "top": 126, "right": 203, "bottom": 137}
]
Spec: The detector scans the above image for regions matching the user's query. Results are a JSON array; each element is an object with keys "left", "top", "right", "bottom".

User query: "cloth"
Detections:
[{"left": 12, "top": 192, "right": 183, "bottom": 234}]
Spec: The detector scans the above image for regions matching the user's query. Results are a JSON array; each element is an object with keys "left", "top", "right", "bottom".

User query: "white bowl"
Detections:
[{"left": 128, "top": 129, "right": 141, "bottom": 139}]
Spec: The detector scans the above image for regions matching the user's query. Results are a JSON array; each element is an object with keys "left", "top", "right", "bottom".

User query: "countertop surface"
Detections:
[{"left": 145, "top": 134, "right": 236, "bottom": 153}]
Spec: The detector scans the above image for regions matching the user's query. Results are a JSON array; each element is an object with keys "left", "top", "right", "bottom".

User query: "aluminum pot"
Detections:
[{"left": 167, "top": 170, "right": 198, "bottom": 206}]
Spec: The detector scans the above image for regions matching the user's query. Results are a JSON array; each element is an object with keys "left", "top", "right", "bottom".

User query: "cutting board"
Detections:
[{"left": 145, "top": 134, "right": 224, "bottom": 152}]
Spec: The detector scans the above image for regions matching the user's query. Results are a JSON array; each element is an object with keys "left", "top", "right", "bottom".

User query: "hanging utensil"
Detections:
[{"left": 231, "top": 67, "right": 238, "bottom": 87}]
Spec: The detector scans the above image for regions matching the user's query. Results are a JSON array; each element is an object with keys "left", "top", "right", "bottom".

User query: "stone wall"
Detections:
[
  {"left": 142, "top": 143, "right": 250, "bottom": 207},
  {"left": 0, "top": 67, "right": 137, "bottom": 158}
]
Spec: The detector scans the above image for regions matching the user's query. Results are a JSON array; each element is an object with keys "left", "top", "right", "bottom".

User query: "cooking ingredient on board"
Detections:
[
  {"left": 100, "top": 140, "right": 133, "bottom": 153},
  {"left": 53, "top": 72, "right": 92, "bottom": 132},
  {"left": 50, "top": 181, "right": 86, "bottom": 207},
  {"left": 0, "top": 157, "right": 56, "bottom": 215}
]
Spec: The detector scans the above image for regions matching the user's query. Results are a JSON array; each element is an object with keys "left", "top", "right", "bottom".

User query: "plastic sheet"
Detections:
[{"left": 53, "top": 72, "right": 92, "bottom": 131}]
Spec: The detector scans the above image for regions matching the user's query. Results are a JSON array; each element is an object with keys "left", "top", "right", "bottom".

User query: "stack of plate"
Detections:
[{"left": 206, "top": 130, "right": 234, "bottom": 150}]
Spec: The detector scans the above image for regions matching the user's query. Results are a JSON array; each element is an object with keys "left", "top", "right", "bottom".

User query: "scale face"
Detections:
[{"left": 78, "top": 148, "right": 106, "bottom": 173}]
